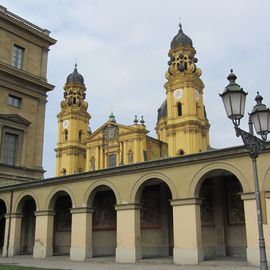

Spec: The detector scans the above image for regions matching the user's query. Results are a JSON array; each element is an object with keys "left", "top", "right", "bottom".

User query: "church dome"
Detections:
[
  {"left": 157, "top": 99, "right": 167, "bottom": 121},
  {"left": 66, "top": 64, "right": 84, "bottom": 84},
  {"left": 170, "top": 23, "right": 193, "bottom": 49}
]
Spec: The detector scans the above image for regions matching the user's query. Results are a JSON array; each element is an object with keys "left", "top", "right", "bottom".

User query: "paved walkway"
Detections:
[{"left": 0, "top": 256, "right": 262, "bottom": 270}]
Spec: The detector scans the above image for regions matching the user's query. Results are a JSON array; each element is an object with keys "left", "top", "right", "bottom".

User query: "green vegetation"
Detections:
[{"left": 0, "top": 265, "right": 58, "bottom": 270}]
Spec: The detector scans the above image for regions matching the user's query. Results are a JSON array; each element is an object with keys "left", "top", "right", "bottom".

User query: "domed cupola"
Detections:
[
  {"left": 170, "top": 23, "right": 193, "bottom": 49},
  {"left": 157, "top": 99, "right": 167, "bottom": 121},
  {"left": 61, "top": 64, "right": 88, "bottom": 109},
  {"left": 66, "top": 64, "right": 84, "bottom": 85}
]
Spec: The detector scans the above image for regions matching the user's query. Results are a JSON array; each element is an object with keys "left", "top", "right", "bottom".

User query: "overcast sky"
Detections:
[{"left": 2, "top": 0, "right": 270, "bottom": 178}]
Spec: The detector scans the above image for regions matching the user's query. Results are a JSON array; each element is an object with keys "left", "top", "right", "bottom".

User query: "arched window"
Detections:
[
  {"left": 177, "top": 103, "right": 182, "bottom": 116},
  {"left": 62, "top": 168, "right": 66, "bottom": 175},
  {"left": 73, "top": 97, "right": 76, "bottom": 105},
  {"left": 64, "top": 130, "right": 68, "bottom": 141},
  {"left": 90, "top": 156, "right": 95, "bottom": 171},
  {"left": 79, "top": 130, "right": 82, "bottom": 142},
  {"left": 108, "top": 153, "right": 116, "bottom": 168},
  {"left": 127, "top": 150, "right": 133, "bottom": 164}
]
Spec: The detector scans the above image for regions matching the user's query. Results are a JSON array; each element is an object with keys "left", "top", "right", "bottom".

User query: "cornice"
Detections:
[
  {"left": 0, "top": 61, "right": 54, "bottom": 93},
  {"left": 1, "top": 142, "right": 270, "bottom": 192},
  {"left": 0, "top": 7, "right": 56, "bottom": 46}
]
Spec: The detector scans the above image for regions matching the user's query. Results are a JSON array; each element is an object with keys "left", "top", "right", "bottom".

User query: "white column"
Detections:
[
  {"left": 70, "top": 207, "right": 93, "bottom": 261},
  {"left": 171, "top": 198, "right": 203, "bottom": 264},
  {"left": 2, "top": 214, "right": 9, "bottom": 257},
  {"left": 115, "top": 204, "right": 141, "bottom": 263},
  {"left": 33, "top": 210, "right": 55, "bottom": 258},
  {"left": 7, "top": 213, "right": 23, "bottom": 257},
  {"left": 263, "top": 192, "right": 270, "bottom": 265}
]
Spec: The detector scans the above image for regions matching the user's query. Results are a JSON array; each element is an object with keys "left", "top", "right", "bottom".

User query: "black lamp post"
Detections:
[{"left": 220, "top": 70, "right": 269, "bottom": 270}]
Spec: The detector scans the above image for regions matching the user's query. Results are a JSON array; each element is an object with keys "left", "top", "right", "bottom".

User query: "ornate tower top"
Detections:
[
  {"left": 166, "top": 24, "right": 202, "bottom": 80},
  {"left": 61, "top": 64, "right": 88, "bottom": 109}
]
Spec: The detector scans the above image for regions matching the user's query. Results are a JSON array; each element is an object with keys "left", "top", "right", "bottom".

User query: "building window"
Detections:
[
  {"left": 79, "top": 130, "right": 82, "bottom": 142},
  {"left": 90, "top": 157, "right": 95, "bottom": 171},
  {"left": 8, "top": 95, "right": 22, "bottom": 108},
  {"left": 108, "top": 153, "right": 116, "bottom": 168},
  {"left": 62, "top": 168, "right": 66, "bottom": 176},
  {"left": 127, "top": 150, "right": 133, "bottom": 164},
  {"left": 12, "top": 45, "right": 24, "bottom": 69},
  {"left": 3, "top": 133, "right": 18, "bottom": 165},
  {"left": 178, "top": 149, "right": 185, "bottom": 156},
  {"left": 64, "top": 130, "right": 68, "bottom": 141},
  {"left": 177, "top": 103, "right": 182, "bottom": 116}
]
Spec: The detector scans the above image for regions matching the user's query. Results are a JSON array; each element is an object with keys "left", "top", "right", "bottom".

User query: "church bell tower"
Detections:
[
  {"left": 156, "top": 24, "right": 210, "bottom": 156},
  {"left": 55, "top": 65, "right": 90, "bottom": 176}
]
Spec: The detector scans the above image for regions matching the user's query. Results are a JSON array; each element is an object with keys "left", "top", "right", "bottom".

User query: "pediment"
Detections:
[
  {"left": 0, "top": 114, "right": 31, "bottom": 126},
  {"left": 84, "top": 121, "right": 140, "bottom": 142}
]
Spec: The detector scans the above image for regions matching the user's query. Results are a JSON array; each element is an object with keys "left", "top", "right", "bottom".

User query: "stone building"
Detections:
[
  {"left": 0, "top": 5, "right": 269, "bottom": 267},
  {"left": 0, "top": 5, "right": 56, "bottom": 186}
]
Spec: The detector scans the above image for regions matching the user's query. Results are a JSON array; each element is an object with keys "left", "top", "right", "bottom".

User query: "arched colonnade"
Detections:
[{"left": 0, "top": 161, "right": 269, "bottom": 266}]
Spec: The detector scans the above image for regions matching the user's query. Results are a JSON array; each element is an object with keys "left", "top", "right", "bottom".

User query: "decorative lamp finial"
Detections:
[
  {"left": 134, "top": 115, "right": 138, "bottom": 124},
  {"left": 255, "top": 91, "right": 263, "bottom": 104},
  {"left": 140, "top": 116, "right": 145, "bottom": 125},
  {"left": 227, "top": 69, "right": 237, "bottom": 84}
]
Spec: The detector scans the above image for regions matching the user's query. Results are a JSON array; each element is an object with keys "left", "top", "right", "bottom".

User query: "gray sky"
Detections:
[{"left": 2, "top": 0, "right": 270, "bottom": 178}]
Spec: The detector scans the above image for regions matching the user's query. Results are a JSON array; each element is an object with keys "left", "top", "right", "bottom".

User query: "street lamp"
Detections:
[{"left": 220, "top": 70, "right": 269, "bottom": 270}]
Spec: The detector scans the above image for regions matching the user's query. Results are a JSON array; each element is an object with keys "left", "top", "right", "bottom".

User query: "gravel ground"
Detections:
[{"left": 0, "top": 256, "right": 262, "bottom": 270}]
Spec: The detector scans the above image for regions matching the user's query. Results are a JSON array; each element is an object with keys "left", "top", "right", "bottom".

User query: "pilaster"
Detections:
[
  {"left": 70, "top": 207, "right": 94, "bottom": 261},
  {"left": 115, "top": 204, "right": 141, "bottom": 263},
  {"left": 241, "top": 193, "right": 259, "bottom": 266},
  {"left": 2, "top": 214, "right": 9, "bottom": 257},
  {"left": 33, "top": 210, "right": 55, "bottom": 258},
  {"left": 7, "top": 213, "right": 23, "bottom": 257},
  {"left": 171, "top": 198, "right": 203, "bottom": 264},
  {"left": 263, "top": 191, "right": 270, "bottom": 264}
]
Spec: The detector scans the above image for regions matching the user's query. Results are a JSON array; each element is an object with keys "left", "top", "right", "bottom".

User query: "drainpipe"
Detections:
[{"left": 6, "top": 190, "right": 13, "bottom": 257}]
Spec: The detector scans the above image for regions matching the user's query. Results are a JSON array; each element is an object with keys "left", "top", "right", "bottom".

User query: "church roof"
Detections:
[{"left": 170, "top": 23, "right": 193, "bottom": 49}]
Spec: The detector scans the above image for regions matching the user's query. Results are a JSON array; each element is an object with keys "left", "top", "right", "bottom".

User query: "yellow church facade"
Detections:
[
  {"left": 55, "top": 23, "right": 210, "bottom": 176},
  {"left": 0, "top": 5, "right": 270, "bottom": 267}
]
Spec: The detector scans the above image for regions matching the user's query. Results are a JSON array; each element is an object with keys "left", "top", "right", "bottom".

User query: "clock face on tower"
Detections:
[
  {"left": 63, "top": 120, "right": 69, "bottom": 129},
  {"left": 174, "top": 89, "right": 183, "bottom": 100}
]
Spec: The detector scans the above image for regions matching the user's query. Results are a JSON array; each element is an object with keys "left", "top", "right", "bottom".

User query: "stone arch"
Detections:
[
  {"left": 45, "top": 186, "right": 76, "bottom": 210},
  {"left": 189, "top": 161, "right": 251, "bottom": 198},
  {"left": 130, "top": 171, "right": 178, "bottom": 204},
  {"left": 83, "top": 180, "right": 121, "bottom": 207},
  {"left": 195, "top": 164, "right": 248, "bottom": 260},
  {"left": 0, "top": 195, "right": 9, "bottom": 213},
  {"left": 14, "top": 192, "right": 39, "bottom": 213},
  {"left": 50, "top": 188, "right": 73, "bottom": 256},
  {"left": 263, "top": 166, "right": 270, "bottom": 191},
  {"left": 15, "top": 194, "right": 37, "bottom": 255},
  {"left": 85, "top": 180, "right": 119, "bottom": 257}
]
